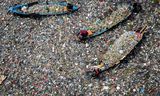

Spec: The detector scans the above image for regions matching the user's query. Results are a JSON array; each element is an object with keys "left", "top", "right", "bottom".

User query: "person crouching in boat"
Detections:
[{"left": 77, "top": 30, "right": 93, "bottom": 41}]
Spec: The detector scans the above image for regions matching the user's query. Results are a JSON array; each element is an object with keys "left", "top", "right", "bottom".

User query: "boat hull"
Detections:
[
  {"left": 87, "top": 26, "right": 147, "bottom": 77},
  {"left": 78, "top": 3, "right": 142, "bottom": 40},
  {"left": 8, "top": 1, "right": 79, "bottom": 17}
]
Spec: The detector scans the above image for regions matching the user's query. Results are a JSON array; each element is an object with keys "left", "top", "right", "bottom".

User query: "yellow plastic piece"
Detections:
[{"left": 97, "top": 63, "right": 104, "bottom": 68}]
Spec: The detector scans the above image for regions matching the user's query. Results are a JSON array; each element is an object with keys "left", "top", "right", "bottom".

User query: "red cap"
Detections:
[{"left": 80, "top": 30, "right": 88, "bottom": 37}]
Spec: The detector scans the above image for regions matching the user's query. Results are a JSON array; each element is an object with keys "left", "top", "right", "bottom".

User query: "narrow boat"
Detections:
[
  {"left": 8, "top": 1, "right": 79, "bottom": 17},
  {"left": 77, "top": 3, "right": 142, "bottom": 41},
  {"left": 86, "top": 25, "right": 148, "bottom": 77}
]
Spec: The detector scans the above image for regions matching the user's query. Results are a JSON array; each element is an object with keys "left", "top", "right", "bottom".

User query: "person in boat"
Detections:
[{"left": 77, "top": 30, "right": 93, "bottom": 40}]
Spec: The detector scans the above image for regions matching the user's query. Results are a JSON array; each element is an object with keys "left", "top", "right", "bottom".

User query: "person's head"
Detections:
[
  {"left": 77, "top": 30, "right": 88, "bottom": 40},
  {"left": 80, "top": 30, "right": 88, "bottom": 36},
  {"left": 85, "top": 67, "right": 101, "bottom": 77}
]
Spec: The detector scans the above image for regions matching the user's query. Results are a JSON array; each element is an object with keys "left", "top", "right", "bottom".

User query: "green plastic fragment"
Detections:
[{"left": 87, "top": 27, "right": 95, "bottom": 30}]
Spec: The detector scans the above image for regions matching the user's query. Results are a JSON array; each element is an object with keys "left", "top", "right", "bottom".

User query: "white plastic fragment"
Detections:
[
  {"left": 119, "top": 50, "right": 124, "bottom": 54},
  {"left": 116, "top": 85, "right": 120, "bottom": 90},
  {"left": 0, "top": 75, "right": 6, "bottom": 84},
  {"left": 102, "top": 86, "right": 109, "bottom": 90}
]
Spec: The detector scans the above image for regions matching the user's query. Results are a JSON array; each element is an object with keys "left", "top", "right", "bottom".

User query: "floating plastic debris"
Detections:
[
  {"left": 8, "top": 1, "right": 79, "bottom": 17},
  {"left": 0, "top": 75, "right": 6, "bottom": 84},
  {"left": 86, "top": 25, "right": 148, "bottom": 77}
]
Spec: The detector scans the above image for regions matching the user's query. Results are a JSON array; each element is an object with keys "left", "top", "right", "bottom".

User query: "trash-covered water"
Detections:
[{"left": 0, "top": 0, "right": 159, "bottom": 95}]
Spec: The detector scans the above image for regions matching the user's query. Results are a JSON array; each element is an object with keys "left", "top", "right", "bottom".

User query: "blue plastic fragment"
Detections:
[{"left": 139, "top": 87, "right": 145, "bottom": 94}]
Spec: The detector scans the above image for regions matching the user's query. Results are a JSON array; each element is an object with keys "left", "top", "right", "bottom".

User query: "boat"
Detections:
[
  {"left": 77, "top": 3, "right": 142, "bottom": 41},
  {"left": 86, "top": 25, "right": 148, "bottom": 77},
  {"left": 8, "top": 1, "right": 79, "bottom": 17}
]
